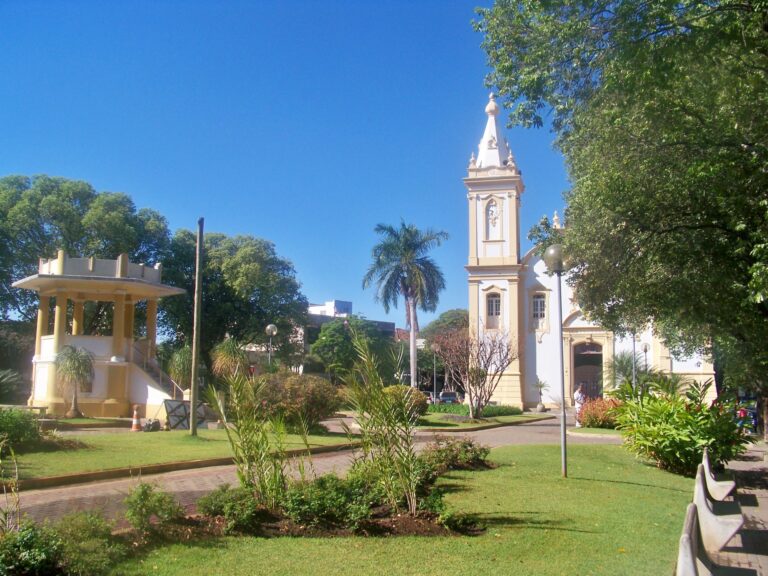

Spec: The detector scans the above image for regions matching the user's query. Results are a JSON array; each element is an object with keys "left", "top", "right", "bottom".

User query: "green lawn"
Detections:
[
  {"left": 417, "top": 413, "right": 550, "bottom": 429},
  {"left": 110, "top": 444, "right": 692, "bottom": 576},
  {"left": 13, "top": 430, "right": 351, "bottom": 479},
  {"left": 572, "top": 427, "right": 622, "bottom": 436}
]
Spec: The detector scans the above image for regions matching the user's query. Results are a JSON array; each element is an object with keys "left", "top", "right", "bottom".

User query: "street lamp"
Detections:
[
  {"left": 265, "top": 324, "right": 277, "bottom": 366},
  {"left": 542, "top": 243, "right": 568, "bottom": 478},
  {"left": 642, "top": 343, "right": 650, "bottom": 371},
  {"left": 430, "top": 342, "right": 440, "bottom": 404}
]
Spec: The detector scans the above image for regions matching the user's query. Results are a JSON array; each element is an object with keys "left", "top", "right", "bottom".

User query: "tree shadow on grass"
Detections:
[
  {"left": 566, "top": 475, "right": 690, "bottom": 494},
  {"left": 477, "top": 513, "right": 598, "bottom": 534}
]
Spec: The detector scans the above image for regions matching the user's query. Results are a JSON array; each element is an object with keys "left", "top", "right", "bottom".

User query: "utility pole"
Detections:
[{"left": 189, "top": 217, "right": 204, "bottom": 436}]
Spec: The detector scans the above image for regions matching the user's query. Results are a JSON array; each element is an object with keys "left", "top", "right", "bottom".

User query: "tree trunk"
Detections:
[
  {"left": 408, "top": 298, "right": 418, "bottom": 388},
  {"left": 66, "top": 386, "right": 83, "bottom": 418}
]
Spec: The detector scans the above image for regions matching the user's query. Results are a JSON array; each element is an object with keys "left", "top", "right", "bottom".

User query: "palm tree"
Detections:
[
  {"left": 55, "top": 345, "right": 94, "bottom": 418},
  {"left": 211, "top": 337, "right": 249, "bottom": 378},
  {"left": 168, "top": 345, "right": 193, "bottom": 389},
  {"left": 363, "top": 221, "right": 448, "bottom": 388}
]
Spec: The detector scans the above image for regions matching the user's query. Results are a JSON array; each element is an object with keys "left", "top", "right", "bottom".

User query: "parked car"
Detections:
[{"left": 438, "top": 391, "right": 460, "bottom": 404}]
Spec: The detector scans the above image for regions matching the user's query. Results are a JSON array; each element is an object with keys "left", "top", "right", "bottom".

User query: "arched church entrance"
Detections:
[{"left": 573, "top": 342, "right": 603, "bottom": 399}]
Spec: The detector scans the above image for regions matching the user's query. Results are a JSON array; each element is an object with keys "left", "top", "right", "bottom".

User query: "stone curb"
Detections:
[
  {"left": 417, "top": 414, "right": 555, "bottom": 433},
  {"left": 13, "top": 442, "right": 360, "bottom": 492}
]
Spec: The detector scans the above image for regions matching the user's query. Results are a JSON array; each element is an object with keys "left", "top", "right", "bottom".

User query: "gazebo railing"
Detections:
[{"left": 132, "top": 340, "right": 185, "bottom": 400}]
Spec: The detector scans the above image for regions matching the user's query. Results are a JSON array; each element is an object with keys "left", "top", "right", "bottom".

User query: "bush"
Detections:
[
  {"left": 615, "top": 384, "right": 750, "bottom": 476},
  {"left": 282, "top": 474, "right": 371, "bottom": 529},
  {"left": 0, "top": 523, "right": 64, "bottom": 575},
  {"left": 123, "top": 483, "right": 183, "bottom": 537},
  {"left": 0, "top": 409, "right": 41, "bottom": 450},
  {"left": 579, "top": 398, "right": 621, "bottom": 429},
  {"left": 197, "top": 484, "right": 266, "bottom": 534},
  {"left": 53, "top": 512, "right": 125, "bottom": 576},
  {"left": 384, "top": 385, "right": 428, "bottom": 418},
  {"left": 419, "top": 436, "right": 491, "bottom": 476},
  {"left": 259, "top": 373, "right": 341, "bottom": 432},
  {"left": 427, "top": 403, "right": 522, "bottom": 417}
]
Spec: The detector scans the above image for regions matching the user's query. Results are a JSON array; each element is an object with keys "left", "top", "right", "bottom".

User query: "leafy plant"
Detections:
[
  {"left": 343, "top": 333, "right": 421, "bottom": 515},
  {"left": 211, "top": 338, "right": 249, "bottom": 379},
  {"left": 0, "top": 370, "right": 24, "bottom": 404},
  {"left": 258, "top": 373, "right": 341, "bottom": 432},
  {"left": 123, "top": 482, "right": 183, "bottom": 538},
  {"left": 282, "top": 474, "right": 371, "bottom": 529},
  {"left": 0, "top": 409, "right": 41, "bottom": 451},
  {"left": 0, "top": 439, "right": 20, "bottom": 535},
  {"left": 53, "top": 512, "right": 125, "bottom": 576},
  {"left": 207, "top": 375, "right": 300, "bottom": 509},
  {"left": 615, "top": 382, "right": 750, "bottom": 475},
  {"left": 384, "top": 385, "right": 428, "bottom": 418},
  {"left": 579, "top": 398, "right": 621, "bottom": 429},
  {"left": 55, "top": 345, "right": 94, "bottom": 418},
  {"left": 0, "top": 522, "right": 64, "bottom": 576},
  {"left": 419, "top": 436, "right": 490, "bottom": 475},
  {"left": 196, "top": 484, "right": 266, "bottom": 534}
]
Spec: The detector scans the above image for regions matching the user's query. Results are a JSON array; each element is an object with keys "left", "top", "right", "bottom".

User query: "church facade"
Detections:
[{"left": 465, "top": 95, "right": 715, "bottom": 409}]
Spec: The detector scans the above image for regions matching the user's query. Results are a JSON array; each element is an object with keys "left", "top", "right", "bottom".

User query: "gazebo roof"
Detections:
[{"left": 12, "top": 251, "right": 185, "bottom": 300}]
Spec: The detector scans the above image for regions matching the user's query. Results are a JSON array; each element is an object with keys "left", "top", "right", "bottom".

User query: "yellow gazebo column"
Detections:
[
  {"left": 105, "top": 291, "right": 128, "bottom": 416},
  {"left": 146, "top": 299, "right": 158, "bottom": 360},
  {"left": 29, "top": 295, "right": 51, "bottom": 405},
  {"left": 124, "top": 298, "right": 135, "bottom": 361},
  {"left": 46, "top": 290, "right": 69, "bottom": 408},
  {"left": 72, "top": 298, "right": 85, "bottom": 336}
]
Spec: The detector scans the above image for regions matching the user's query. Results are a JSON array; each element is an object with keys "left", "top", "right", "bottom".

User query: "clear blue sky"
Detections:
[{"left": 0, "top": 0, "right": 570, "bottom": 329}]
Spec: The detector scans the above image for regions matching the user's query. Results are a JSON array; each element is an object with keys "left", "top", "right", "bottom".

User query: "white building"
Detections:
[{"left": 465, "top": 94, "right": 715, "bottom": 409}]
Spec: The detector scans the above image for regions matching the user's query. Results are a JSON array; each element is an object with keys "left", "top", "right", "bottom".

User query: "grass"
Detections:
[
  {"left": 417, "top": 413, "right": 549, "bottom": 429},
  {"left": 109, "top": 444, "right": 692, "bottom": 576},
  {"left": 12, "top": 429, "right": 351, "bottom": 479}
]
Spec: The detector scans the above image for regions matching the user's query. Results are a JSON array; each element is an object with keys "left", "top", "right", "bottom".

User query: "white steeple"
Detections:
[{"left": 475, "top": 93, "right": 514, "bottom": 170}]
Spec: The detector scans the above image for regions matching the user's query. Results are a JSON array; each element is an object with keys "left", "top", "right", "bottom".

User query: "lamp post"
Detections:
[
  {"left": 642, "top": 343, "right": 650, "bottom": 372},
  {"left": 543, "top": 243, "right": 567, "bottom": 478},
  {"left": 265, "top": 324, "right": 277, "bottom": 367},
  {"left": 431, "top": 342, "right": 440, "bottom": 404}
]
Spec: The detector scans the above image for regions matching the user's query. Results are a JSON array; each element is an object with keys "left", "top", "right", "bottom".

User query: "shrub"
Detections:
[
  {"left": 579, "top": 398, "right": 621, "bottom": 429},
  {"left": 197, "top": 484, "right": 266, "bottom": 534},
  {"left": 0, "top": 409, "right": 41, "bottom": 451},
  {"left": 259, "top": 373, "right": 341, "bottom": 432},
  {"left": 282, "top": 474, "right": 371, "bottom": 529},
  {"left": 615, "top": 383, "right": 750, "bottom": 476},
  {"left": 384, "top": 385, "right": 428, "bottom": 418},
  {"left": 0, "top": 523, "right": 64, "bottom": 576},
  {"left": 427, "top": 403, "right": 522, "bottom": 417},
  {"left": 420, "top": 436, "right": 491, "bottom": 476},
  {"left": 53, "top": 512, "right": 125, "bottom": 576},
  {"left": 124, "top": 482, "right": 183, "bottom": 537}
]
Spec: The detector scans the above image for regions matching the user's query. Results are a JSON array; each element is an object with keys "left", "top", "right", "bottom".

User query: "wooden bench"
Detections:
[
  {"left": 676, "top": 503, "right": 756, "bottom": 576},
  {"left": 693, "top": 464, "right": 744, "bottom": 553},
  {"left": 702, "top": 448, "right": 736, "bottom": 501}
]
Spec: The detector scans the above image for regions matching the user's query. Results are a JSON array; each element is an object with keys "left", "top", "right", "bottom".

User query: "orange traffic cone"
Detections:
[{"left": 131, "top": 405, "right": 142, "bottom": 432}]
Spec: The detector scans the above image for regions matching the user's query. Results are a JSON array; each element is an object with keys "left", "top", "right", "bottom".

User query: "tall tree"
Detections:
[
  {"left": 477, "top": 2, "right": 768, "bottom": 432},
  {"left": 0, "top": 175, "right": 171, "bottom": 322},
  {"left": 310, "top": 316, "right": 394, "bottom": 382},
  {"left": 362, "top": 221, "right": 448, "bottom": 388},
  {"left": 160, "top": 231, "right": 308, "bottom": 368},
  {"left": 55, "top": 345, "right": 94, "bottom": 418}
]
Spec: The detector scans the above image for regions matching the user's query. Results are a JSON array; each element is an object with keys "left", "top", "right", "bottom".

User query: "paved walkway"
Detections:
[{"left": 14, "top": 418, "right": 768, "bottom": 573}]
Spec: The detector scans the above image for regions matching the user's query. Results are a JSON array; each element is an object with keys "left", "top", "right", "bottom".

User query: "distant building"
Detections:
[
  {"left": 307, "top": 300, "right": 353, "bottom": 317},
  {"left": 304, "top": 300, "right": 395, "bottom": 350},
  {"left": 465, "top": 94, "right": 715, "bottom": 409}
]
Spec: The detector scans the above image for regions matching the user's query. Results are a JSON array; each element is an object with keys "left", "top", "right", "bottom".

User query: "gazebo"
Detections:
[{"left": 13, "top": 250, "right": 185, "bottom": 418}]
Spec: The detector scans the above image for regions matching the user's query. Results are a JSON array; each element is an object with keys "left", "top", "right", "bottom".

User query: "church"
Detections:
[{"left": 465, "top": 94, "right": 715, "bottom": 409}]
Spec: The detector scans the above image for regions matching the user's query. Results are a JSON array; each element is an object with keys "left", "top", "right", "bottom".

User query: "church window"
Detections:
[
  {"left": 533, "top": 294, "right": 546, "bottom": 329},
  {"left": 487, "top": 293, "right": 501, "bottom": 329},
  {"left": 485, "top": 200, "right": 501, "bottom": 241}
]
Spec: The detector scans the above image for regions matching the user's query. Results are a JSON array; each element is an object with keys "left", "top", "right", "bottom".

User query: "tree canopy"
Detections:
[
  {"left": 477, "top": 2, "right": 768, "bottom": 393},
  {"left": 160, "top": 230, "right": 308, "bottom": 366},
  {"left": 0, "top": 175, "right": 171, "bottom": 321}
]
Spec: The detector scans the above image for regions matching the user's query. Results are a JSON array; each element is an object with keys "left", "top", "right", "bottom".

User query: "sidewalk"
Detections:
[{"left": 714, "top": 441, "right": 768, "bottom": 574}]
